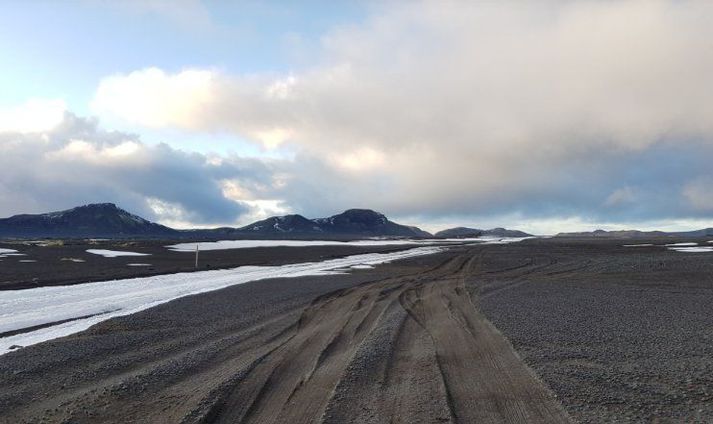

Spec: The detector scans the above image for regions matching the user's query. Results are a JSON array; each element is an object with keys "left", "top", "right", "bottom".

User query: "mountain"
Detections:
[
  {"left": 555, "top": 228, "right": 713, "bottom": 238},
  {"left": 0, "top": 204, "right": 431, "bottom": 239},
  {"left": 0, "top": 203, "right": 177, "bottom": 238},
  {"left": 238, "top": 214, "right": 323, "bottom": 234},
  {"left": 435, "top": 227, "right": 482, "bottom": 238},
  {"left": 236, "top": 209, "right": 431, "bottom": 238},
  {"left": 315, "top": 209, "right": 431, "bottom": 237},
  {"left": 675, "top": 228, "right": 713, "bottom": 237},
  {"left": 435, "top": 226, "right": 531, "bottom": 238}
]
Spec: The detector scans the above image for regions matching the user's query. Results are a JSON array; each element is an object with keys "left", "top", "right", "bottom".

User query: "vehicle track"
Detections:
[
  {"left": 0, "top": 248, "right": 570, "bottom": 423},
  {"left": 199, "top": 253, "right": 570, "bottom": 423}
]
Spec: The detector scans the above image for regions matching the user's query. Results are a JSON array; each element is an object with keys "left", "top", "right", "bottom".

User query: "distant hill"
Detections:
[
  {"left": 238, "top": 214, "right": 324, "bottom": 234},
  {"left": 435, "top": 227, "right": 531, "bottom": 238},
  {"left": 0, "top": 203, "right": 177, "bottom": 238},
  {"left": 238, "top": 209, "right": 431, "bottom": 238},
  {"left": 555, "top": 228, "right": 713, "bottom": 238},
  {"left": 0, "top": 204, "right": 431, "bottom": 239},
  {"left": 315, "top": 209, "right": 431, "bottom": 237},
  {"left": 676, "top": 228, "right": 713, "bottom": 237}
]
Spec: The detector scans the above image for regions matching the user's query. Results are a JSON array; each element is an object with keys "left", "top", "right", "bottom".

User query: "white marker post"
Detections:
[{"left": 195, "top": 243, "right": 199, "bottom": 268}]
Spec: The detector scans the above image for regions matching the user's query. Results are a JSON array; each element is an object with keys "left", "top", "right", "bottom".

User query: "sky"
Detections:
[{"left": 1, "top": 0, "right": 713, "bottom": 234}]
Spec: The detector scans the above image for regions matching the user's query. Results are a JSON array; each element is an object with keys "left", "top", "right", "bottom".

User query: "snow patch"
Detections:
[
  {"left": 665, "top": 242, "right": 698, "bottom": 247},
  {"left": 669, "top": 246, "right": 713, "bottom": 253},
  {"left": 127, "top": 263, "right": 152, "bottom": 267},
  {"left": 61, "top": 258, "right": 86, "bottom": 263},
  {"left": 167, "top": 237, "right": 528, "bottom": 252},
  {"left": 623, "top": 244, "right": 654, "bottom": 247},
  {"left": 0, "top": 246, "right": 444, "bottom": 355},
  {"left": 168, "top": 239, "right": 420, "bottom": 251},
  {"left": 0, "top": 253, "right": 26, "bottom": 258},
  {"left": 86, "top": 249, "right": 150, "bottom": 258}
]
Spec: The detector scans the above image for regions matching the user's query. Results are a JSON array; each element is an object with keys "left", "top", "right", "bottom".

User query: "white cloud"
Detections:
[
  {"left": 88, "top": 1, "right": 713, "bottom": 220},
  {"left": 0, "top": 99, "right": 66, "bottom": 133},
  {"left": 266, "top": 76, "right": 297, "bottom": 100},
  {"left": 47, "top": 139, "right": 143, "bottom": 165},
  {"left": 252, "top": 128, "right": 293, "bottom": 150},
  {"left": 145, "top": 197, "right": 192, "bottom": 228},
  {"left": 0, "top": 0, "right": 689, "bottom": 231},
  {"left": 330, "top": 146, "right": 386, "bottom": 172},
  {"left": 0, "top": 113, "right": 271, "bottom": 226},
  {"left": 91, "top": 67, "right": 216, "bottom": 129}
]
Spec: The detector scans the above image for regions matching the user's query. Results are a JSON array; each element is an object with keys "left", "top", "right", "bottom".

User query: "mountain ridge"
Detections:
[
  {"left": 435, "top": 226, "right": 532, "bottom": 238},
  {"left": 555, "top": 228, "right": 713, "bottom": 238},
  {"left": 0, "top": 204, "right": 431, "bottom": 239},
  {"left": 0, "top": 203, "right": 177, "bottom": 238}
]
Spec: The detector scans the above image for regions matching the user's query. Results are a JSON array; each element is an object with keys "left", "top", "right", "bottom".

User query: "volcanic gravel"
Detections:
[
  {"left": 477, "top": 239, "right": 713, "bottom": 423},
  {"left": 2, "top": 239, "right": 713, "bottom": 423}
]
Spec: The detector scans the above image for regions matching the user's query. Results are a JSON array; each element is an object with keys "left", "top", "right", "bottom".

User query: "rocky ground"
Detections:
[
  {"left": 476, "top": 239, "right": 713, "bottom": 423},
  {"left": 0, "top": 239, "right": 418, "bottom": 290},
  {"left": 1, "top": 238, "right": 712, "bottom": 423}
]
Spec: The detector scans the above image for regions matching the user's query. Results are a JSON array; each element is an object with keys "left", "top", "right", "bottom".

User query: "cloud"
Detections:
[
  {"left": 0, "top": 1, "right": 709, "bottom": 232},
  {"left": 604, "top": 187, "right": 637, "bottom": 207},
  {"left": 92, "top": 67, "right": 216, "bottom": 129},
  {"left": 683, "top": 178, "right": 713, "bottom": 212},
  {"left": 85, "top": 1, "right": 713, "bottom": 227},
  {"left": 0, "top": 99, "right": 66, "bottom": 133},
  {"left": 0, "top": 113, "right": 282, "bottom": 227}
]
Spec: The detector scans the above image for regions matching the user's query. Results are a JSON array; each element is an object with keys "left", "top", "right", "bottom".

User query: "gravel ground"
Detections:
[
  {"left": 0, "top": 247, "right": 569, "bottom": 423},
  {"left": 0, "top": 239, "right": 420, "bottom": 290},
  {"left": 477, "top": 239, "right": 713, "bottom": 423},
  {"left": 0, "top": 251, "right": 457, "bottom": 423},
  {"left": 2, "top": 239, "right": 712, "bottom": 423}
]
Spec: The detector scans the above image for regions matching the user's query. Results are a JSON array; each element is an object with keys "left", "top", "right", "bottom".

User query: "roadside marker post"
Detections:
[{"left": 195, "top": 243, "right": 199, "bottom": 268}]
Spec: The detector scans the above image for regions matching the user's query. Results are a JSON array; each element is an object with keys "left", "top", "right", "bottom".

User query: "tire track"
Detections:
[{"left": 1, "top": 248, "right": 571, "bottom": 423}]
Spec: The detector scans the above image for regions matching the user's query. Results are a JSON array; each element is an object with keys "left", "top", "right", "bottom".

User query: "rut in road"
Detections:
[{"left": 199, "top": 253, "right": 571, "bottom": 424}]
